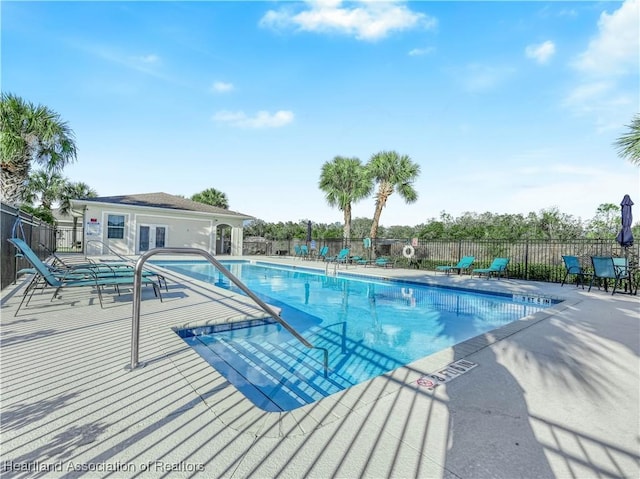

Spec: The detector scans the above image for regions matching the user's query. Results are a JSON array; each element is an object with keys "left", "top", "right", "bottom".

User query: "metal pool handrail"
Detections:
[{"left": 129, "top": 247, "right": 329, "bottom": 377}]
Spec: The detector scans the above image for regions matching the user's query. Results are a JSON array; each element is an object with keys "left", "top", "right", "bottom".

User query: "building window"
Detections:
[{"left": 107, "top": 214, "right": 125, "bottom": 239}]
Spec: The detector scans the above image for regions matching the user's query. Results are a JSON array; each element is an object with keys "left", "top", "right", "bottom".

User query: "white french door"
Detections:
[{"left": 138, "top": 224, "right": 167, "bottom": 252}]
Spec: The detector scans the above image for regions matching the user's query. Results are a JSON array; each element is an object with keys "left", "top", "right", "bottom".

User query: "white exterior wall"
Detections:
[{"left": 81, "top": 204, "right": 245, "bottom": 256}]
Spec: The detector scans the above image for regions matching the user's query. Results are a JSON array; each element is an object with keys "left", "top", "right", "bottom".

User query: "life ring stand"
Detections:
[{"left": 402, "top": 245, "right": 415, "bottom": 259}]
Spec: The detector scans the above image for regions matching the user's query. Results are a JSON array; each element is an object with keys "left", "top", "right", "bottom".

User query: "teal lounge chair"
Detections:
[
  {"left": 8, "top": 238, "right": 162, "bottom": 316},
  {"left": 365, "top": 257, "right": 394, "bottom": 268},
  {"left": 435, "top": 256, "right": 475, "bottom": 275},
  {"left": 612, "top": 257, "right": 637, "bottom": 295},
  {"left": 589, "top": 256, "right": 624, "bottom": 294},
  {"left": 352, "top": 256, "right": 370, "bottom": 266},
  {"left": 612, "top": 257, "right": 629, "bottom": 276},
  {"left": 560, "top": 255, "right": 589, "bottom": 288},
  {"left": 326, "top": 248, "right": 350, "bottom": 263},
  {"left": 472, "top": 257, "right": 509, "bottom": 279},
  {"left": 316, "top": 246, "right": 329, "bottom": 261},
  {"left": 37, "top": 241, "right": 168, "bottom": 291}
]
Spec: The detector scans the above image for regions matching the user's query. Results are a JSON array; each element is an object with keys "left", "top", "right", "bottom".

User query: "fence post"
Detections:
[{"left": 524, "top": 240, "right": 529, "bottom": 280}]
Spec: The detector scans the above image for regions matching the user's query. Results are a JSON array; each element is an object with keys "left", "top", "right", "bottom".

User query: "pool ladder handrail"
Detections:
[
  {"left": 325, "top": 260, "right": 338, "bottom": 276},
  {"left": 129, "top": 247, "right": 329, "bottom": 377}
]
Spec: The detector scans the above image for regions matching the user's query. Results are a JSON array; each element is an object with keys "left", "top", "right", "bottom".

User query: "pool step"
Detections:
[
  {"left": 188, "top": 334, "right": 350, "bottom": 411},
  {"left": 184, "top": 324, "right": 405, "bottom": 412}
]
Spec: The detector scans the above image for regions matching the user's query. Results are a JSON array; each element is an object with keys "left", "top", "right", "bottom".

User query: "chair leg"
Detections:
[
  {"left": 612, "top": 276, "right": 623, "bottom": 295},
  {"left": 95, "top": 285, "right": 104, "bottom": 308},
  {"left": 14, "top": 285, "right": 37, "bottom": 316},
  {"left": 561, "top": 272, "right": 568, "bottom": 287},
  {"left": 52, "top": 286, "right": 63, "bottom": 301},
  {"left": 159, "top": 275, "right": 168, "bottom": 292}
]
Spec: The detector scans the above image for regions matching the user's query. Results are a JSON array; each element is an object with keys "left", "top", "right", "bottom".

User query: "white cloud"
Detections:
[
  {"left": 408, "top": 46, "right": 435, "bottom": 57},
  {"left": 525, "top": 40, "right": 555, "bottom": 64},
  {"left": 458, "top": 64, "right": 516, "bottom": 92},
  {"left": 259, "top": 0, "right": 436, "bottom": 41},
  {"left": 211, "top": 81, "right": 234, "bottom": 93},
  {"left": 563, "top": 0, "right": 639, "bottom": 131},
  {"left": 573, "top": 0, "right": 639, "bottom": 75},
  {"left": 509, "top": 165, "right": 640, "bottom": 220},
  {"left": 420, "top": 159, "right": 640, "bottom": 222},
  {"left": 563, "top": 80, "right": 613, "bottom": 110},
  {"left": 212, "top": 110, "right": 294, "bottom": 128},
  {"left": 563, "top": 81, "right": 637, "bottom": 132},
  {"left": 77, "top": 44, "right": 182, "bottom": 85},
  {"left": 135, "top": 54, "right": 160, "bottom": 64}
]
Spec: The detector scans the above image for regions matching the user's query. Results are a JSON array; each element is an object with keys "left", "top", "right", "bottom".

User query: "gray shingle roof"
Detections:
[{"left": 76, "top": 192, "right": 253, "bottom": 219}]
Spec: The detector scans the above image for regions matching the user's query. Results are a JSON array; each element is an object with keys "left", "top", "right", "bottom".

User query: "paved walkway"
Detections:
[{"left": 1, "top": 256, "right": 638, "bottom": 478}]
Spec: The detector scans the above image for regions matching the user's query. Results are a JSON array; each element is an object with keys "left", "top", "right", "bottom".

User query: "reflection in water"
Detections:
[{"left": 304, "top": 281, "right": 310, "bottom": 305}]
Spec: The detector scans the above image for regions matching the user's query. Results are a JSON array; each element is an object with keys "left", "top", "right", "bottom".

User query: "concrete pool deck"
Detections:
[{"left": 0, "top": 255, "right": 638, "bottom": 478}]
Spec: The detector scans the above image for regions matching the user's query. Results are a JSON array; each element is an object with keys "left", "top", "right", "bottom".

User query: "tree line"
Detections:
[
  {"left": 2, "top": 92, "right": 639, "bottom": 242},
  {"left": 243, "top": 203, "right": 640, "bottom": 242}
]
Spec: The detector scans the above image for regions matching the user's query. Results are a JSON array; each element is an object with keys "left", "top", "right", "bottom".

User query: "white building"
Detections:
[{"left": 71, "top": 192, "right": 253, "bottom": 256}]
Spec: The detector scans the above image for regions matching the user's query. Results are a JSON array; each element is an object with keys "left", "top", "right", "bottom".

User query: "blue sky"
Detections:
[{"left": 3, "top": 1, "right": 639, "bottom": 226}]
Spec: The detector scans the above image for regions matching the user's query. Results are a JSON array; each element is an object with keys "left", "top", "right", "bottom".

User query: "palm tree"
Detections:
[
  {"left": 22, "top": 168, "right": 66, "bottom": 210},
  {"left": 0, "top": 93, "right": 77, "bottom": 205},
  {"left": 319, "top": 156, "right": 373, "bottom": 245},
  {"left": 191, "top": 188, "right": 229, "bottom": 209},
  {"left": 366, "top": 150, "right": 420, "bottom": 239},
  {"left": 614, "top": 113, "right": 640, "bottom": 166},
  {"left": 59, "top": 181, "right": 98, "bottom": 247}
]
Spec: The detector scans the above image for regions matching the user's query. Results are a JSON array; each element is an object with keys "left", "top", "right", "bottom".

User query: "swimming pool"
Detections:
[{"left": 161, "top": 260, "right": 555, "bottom": 412}]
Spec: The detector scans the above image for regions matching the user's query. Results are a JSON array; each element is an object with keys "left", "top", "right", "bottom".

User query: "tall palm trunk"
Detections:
[
  {"left": 0, "top": 163, "right": 29, "bottom": 206},
  {"left": 343, "top": 203, "right": 352, "bottom": 246},
  {"left": 369, "top": 183, "right": 393, "bottom": 239}
]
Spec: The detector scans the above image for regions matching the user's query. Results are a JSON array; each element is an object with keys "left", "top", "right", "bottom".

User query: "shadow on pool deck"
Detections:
[{"left": 0, "top": 255, "right": 638, "bottom": 478}]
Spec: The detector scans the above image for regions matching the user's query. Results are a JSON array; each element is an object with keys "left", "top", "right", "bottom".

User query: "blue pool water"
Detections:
[{"left": 160, "top": 261, "right": 556, "bottom": 412}]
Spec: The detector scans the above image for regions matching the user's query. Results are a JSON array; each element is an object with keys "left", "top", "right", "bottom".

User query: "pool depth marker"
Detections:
[{"left": 416, "top": 359, "right": 478, "bottom": 389}]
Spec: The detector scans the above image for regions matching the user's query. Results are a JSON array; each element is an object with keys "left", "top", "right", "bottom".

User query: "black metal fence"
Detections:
[
  {"left": 243, "top": 237, "right": 639, "bottom": 283},
  {"left": 55, "top": 225, "right": 84, "bottom": 251},
  {"left": 1, "top": 202, "right": 56, "bottom": 290},
  {"left": 3, "top": 204, "right": 637, "bottom": 291}
]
